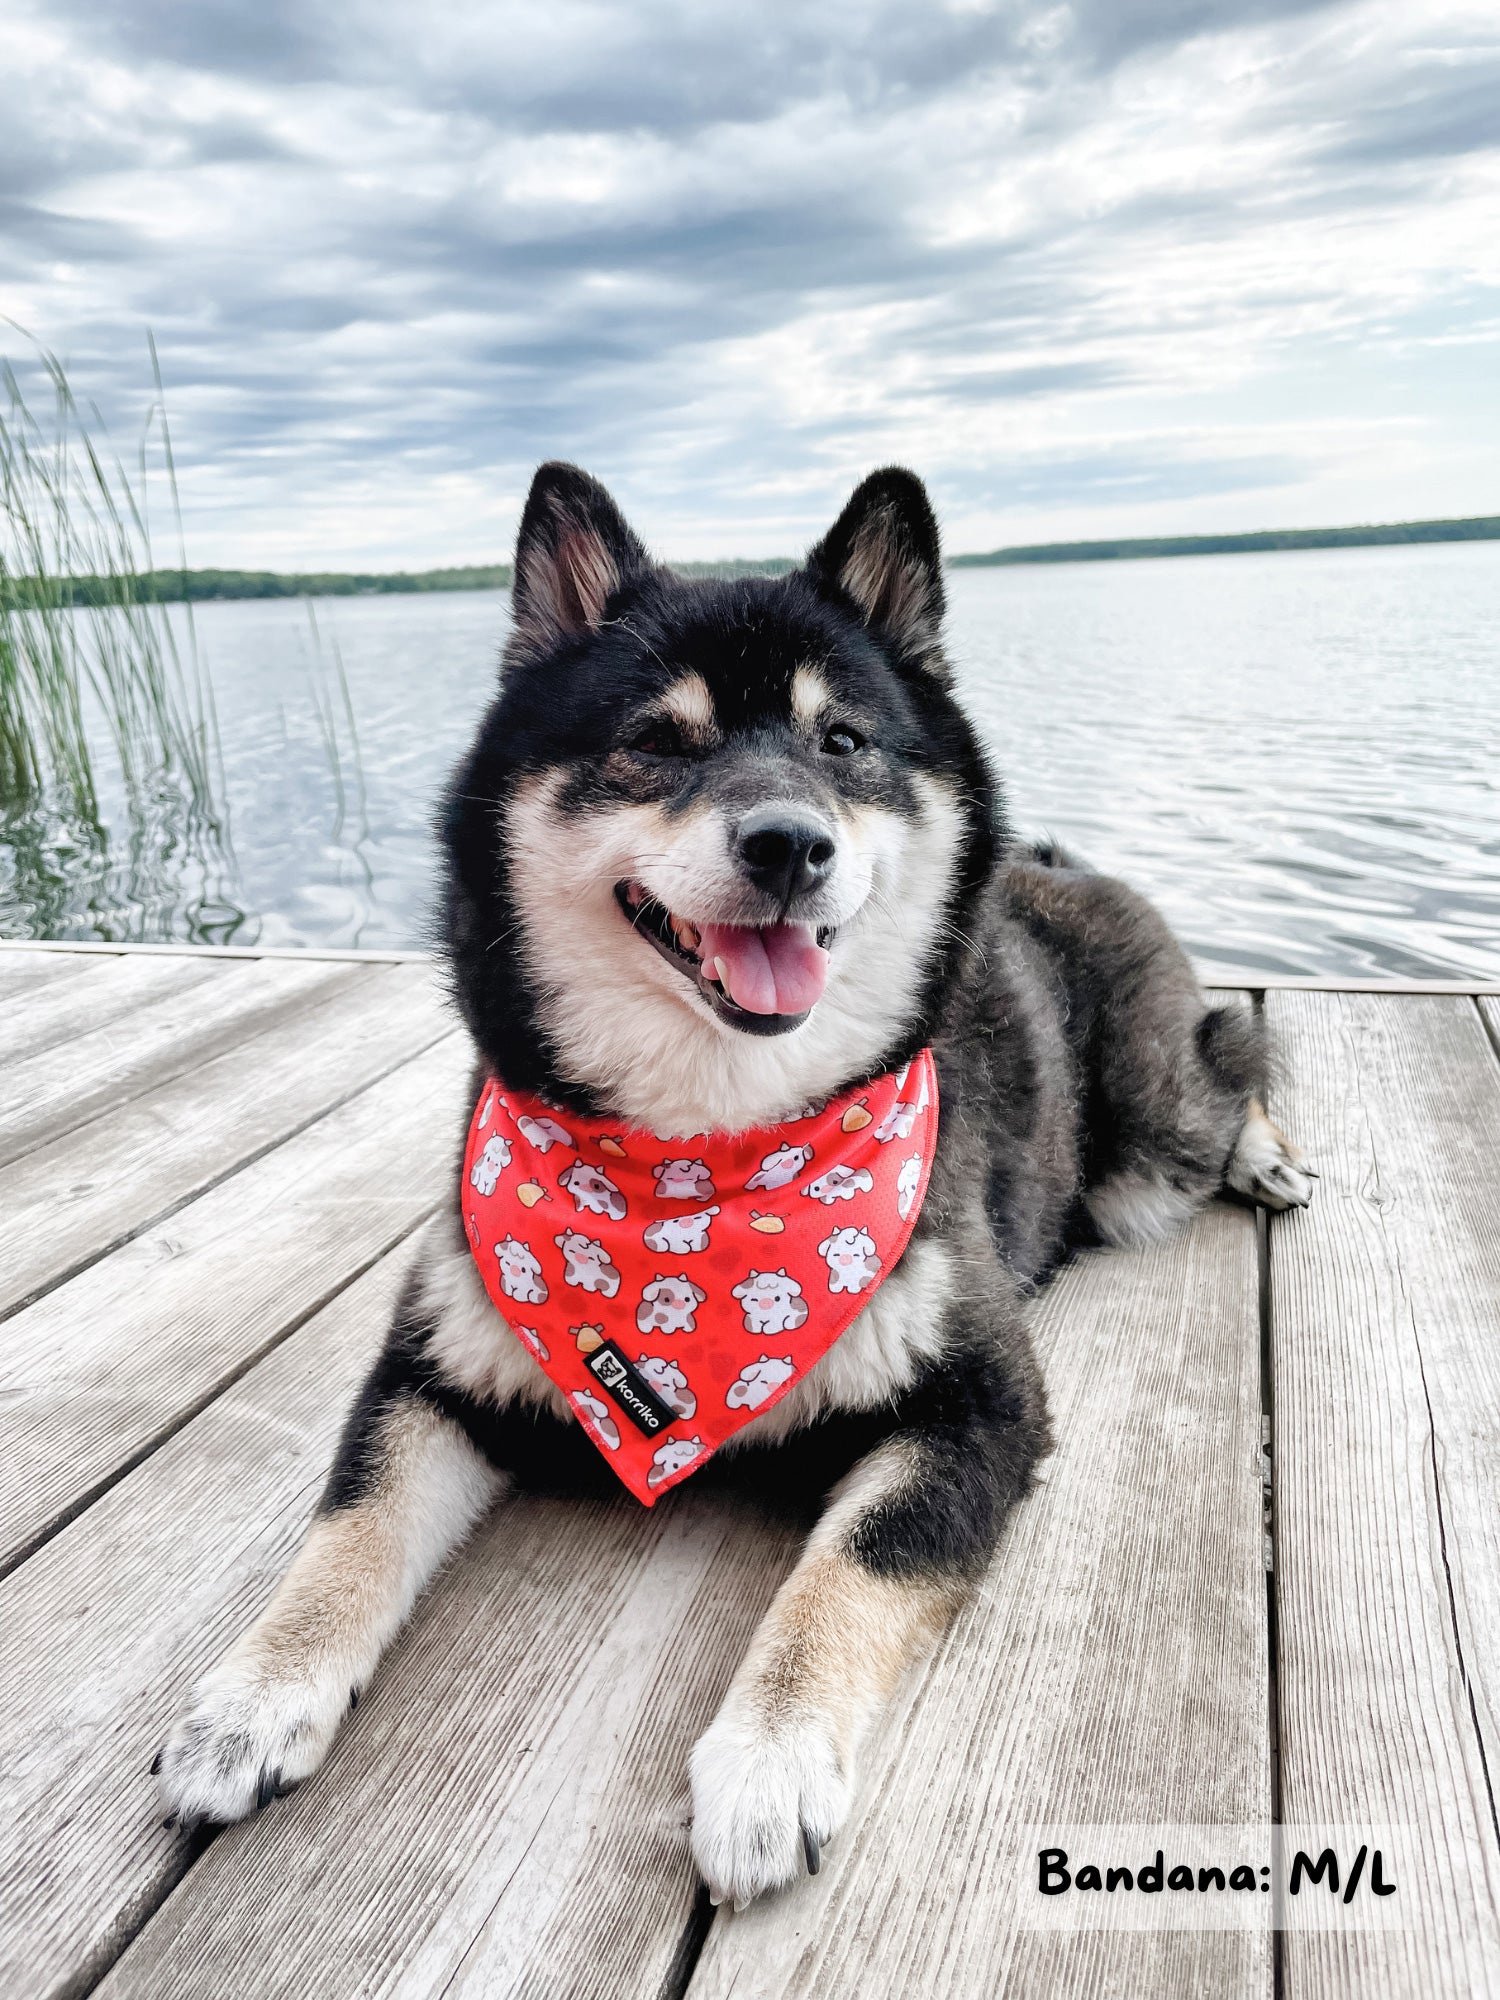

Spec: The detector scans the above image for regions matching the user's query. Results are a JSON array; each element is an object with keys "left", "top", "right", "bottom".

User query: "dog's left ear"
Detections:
[
  {"left": 805, "top": 467, "right": 946, "bottom": 675},
  {"left": 510, "top": 462, "right": 651, "bottom": 655}
]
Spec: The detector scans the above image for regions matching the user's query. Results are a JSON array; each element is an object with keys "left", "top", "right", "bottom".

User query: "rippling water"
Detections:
[
  {"left": 950, "top": 545, "right": 1500, "bottom": 980},
  {"left": 4, "top": 542, "right": 1497, "bottom": 979}
]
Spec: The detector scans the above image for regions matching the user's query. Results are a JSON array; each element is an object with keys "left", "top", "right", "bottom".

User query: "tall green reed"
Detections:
[{"left": 0, "top": 329, "right": 240, "bottom": 940}]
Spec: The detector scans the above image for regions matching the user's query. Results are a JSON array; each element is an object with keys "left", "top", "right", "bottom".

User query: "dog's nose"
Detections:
[{"left": 734, "top": 807, "right": 837, "bottom": 902}]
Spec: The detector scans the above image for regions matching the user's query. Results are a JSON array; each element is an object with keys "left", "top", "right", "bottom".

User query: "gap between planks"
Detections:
[
  {"left": 0, "top": 961, "right": 456, "bottom": 1325},
  {"left": 1269, "top": 991, "right": 1500, "bottom": 1999},
  {"left": 0, "top": 1032, "right": 475, "bottom": 1581},
  {"left": 2, "top": 939, "right": 1496, "bottom": 995}
]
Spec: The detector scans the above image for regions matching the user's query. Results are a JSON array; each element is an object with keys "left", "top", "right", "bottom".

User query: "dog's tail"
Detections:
[{"left": 1019, "top": 834, "right": 1093, "bottom": 873}]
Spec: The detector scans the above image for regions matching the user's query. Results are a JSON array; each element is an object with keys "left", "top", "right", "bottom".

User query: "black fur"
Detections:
[
  {"left": 343, "top": 462, "right": 1265, "bottom": 1596},
  {"left": 441, "top": 497, "right": 997, "bottom": 1110}
]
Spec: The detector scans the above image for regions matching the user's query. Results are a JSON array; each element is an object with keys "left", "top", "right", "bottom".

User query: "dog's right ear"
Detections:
[
  {"left": 804, "top": 466, "right": 946, "bottom": 676},
  {"left": 510, "top": 462, "right": 650, "bottom": 655}
]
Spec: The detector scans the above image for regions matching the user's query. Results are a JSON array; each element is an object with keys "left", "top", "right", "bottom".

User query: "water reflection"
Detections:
[{"left": 2, "top": 543, "right": 1498, "bottom": 979}]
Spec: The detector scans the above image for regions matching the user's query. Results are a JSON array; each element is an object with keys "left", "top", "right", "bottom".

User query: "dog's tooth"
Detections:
[{"left": 712, "top": 956, "right": 731, "bottom": 994}]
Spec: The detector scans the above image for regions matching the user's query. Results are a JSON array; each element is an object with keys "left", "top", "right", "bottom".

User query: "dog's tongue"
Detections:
[{"left": 699, "top": 922, "right": 828, "bottom": 1016}]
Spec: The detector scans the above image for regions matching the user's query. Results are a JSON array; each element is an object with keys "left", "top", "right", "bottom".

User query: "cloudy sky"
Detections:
[{"left": 5, "top": 0, "right": 1498, "bottom": 567}]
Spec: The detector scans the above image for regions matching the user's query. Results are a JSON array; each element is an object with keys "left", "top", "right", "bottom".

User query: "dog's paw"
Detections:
[
  {"left": 1227, "top": 1104, "right": 1315, "bottom": 1212},
  {"left": 155, "top": 1654, "right": 355, "bottom": 1830},
  {"left": 689, "top": 1702, "right": 850, "bottom": 1909}
]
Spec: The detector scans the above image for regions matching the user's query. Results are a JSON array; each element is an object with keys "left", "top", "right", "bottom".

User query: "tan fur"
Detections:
[
  {"left": 790, "top": 665, "right": 832, "bottom": 730},
  {"left": 736, "top": 1545, "right": 957, "bottom": 1743},
  {"left": 840, "top": 513, "right": 933, "bottom": 651},
  {"left": 730, "top": 1442, "right": 961, "bottom": 1737},
  {"left": 513, "top": 512, "right": 621, "bottom": 651},
  {"left": 156, "top": 1397, "right": 501, "bottom": 1824},
  {"left": 233, "top": 1398, "right": 502, "bottom": 1680},
  {"left": 1227, "top": 1096, "right": 1315, "bottom": 1209},
  {"left": 657, "top": 671, "right": 720, "bottom": 743},
  {"left": 689, "top": 1441, "right": 966, "bottom": 1902}
]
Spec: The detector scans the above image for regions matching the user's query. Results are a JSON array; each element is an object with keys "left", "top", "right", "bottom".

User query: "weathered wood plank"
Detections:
[
  {"left": 0, "top": 1032, "right": 470, "bottom": 1574},
  {"left": 0, "top": 952, "right": 359, "bottom": 1170},
  {"left": 96, "top": 1490, "right": 793, "bottom": 2000},
  {"left": 688, "top": 1201, "right": 1269, "bottom": 1999},
  {"left": 0, "top": 950, "right": 221, "bottom": 1072},
  {"left": 0, "top": 947, "right": 111, "bottom": 999},
  {"left": 0, "top": 960, "right": 454, "bottom": 1319},
  {"left": 1267, "top": 991, "right": 1500, "bottom": 1998},
  {"left": 0, "top": 1249, "right": 408, "bottom": 2000}
]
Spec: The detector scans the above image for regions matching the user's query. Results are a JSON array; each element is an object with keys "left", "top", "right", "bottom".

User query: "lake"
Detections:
[{"left": 4, "top": 542, "right": 1498, "bottom": 980}]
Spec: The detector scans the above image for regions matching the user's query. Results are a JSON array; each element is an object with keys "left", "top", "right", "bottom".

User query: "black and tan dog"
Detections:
[{"left": 156, "top": 464, "right": 1312, "bottom": 1905}]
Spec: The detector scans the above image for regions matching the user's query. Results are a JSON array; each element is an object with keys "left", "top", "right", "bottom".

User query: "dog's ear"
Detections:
[
  {"left": 510, "top": 462, "right": 651, "bottom": 654},
  {"left": 805, "top": 467, "right": 946, "bottom": 674}
]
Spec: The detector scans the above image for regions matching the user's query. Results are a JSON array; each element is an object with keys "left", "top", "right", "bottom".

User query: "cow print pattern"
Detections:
[{"left": 462, "top": 1051, "right": 937, "bottom": 1505}]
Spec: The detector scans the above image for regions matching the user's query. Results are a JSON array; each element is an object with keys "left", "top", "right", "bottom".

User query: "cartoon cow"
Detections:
[
  {"left": 469, "top": 1134, "right": 512, "bottom": 1196},
  {"left": 636, "top": 1353, "right": 697, "bottom": 1419},
  {"left": 802, "top": 1164, "right": 873, "bottom": 1205},
  {"left": 731, "top": 1268, "right": 809, "bottom": 1335},
  {"left": 874, "top": 1098, "right": 919, "bottom": 1144},
  {"left": 818, "top": 1225, "right": 882, "bottom": 1295},
  {"left": 569, "top": 1387, "right": 620, "bottom": 1451},
  {"left": 513, "top": 1324, "right": 550, "bottom": 1363},
  {"left": 642, "top": 1206, "right": 719, "bottom": 1255},
  {"left": 747, "top": 1143, "right": 815, "bottom": 1192},
  {"left": 726, "top": 1355, "right": 797, "bottom": 1411},
  {"left": 647, "top": 1434, "right": 704, "bottom": 1488},
  {"left": 495, "top": 1235, "right": 547, "bottom": 1304},
  {"left": 636, "top": 1273, "right": 708, "bottom": 1334},
  {"left": 558, "top": 1160, "right": 627, "bottom": 1220},
  {"left": 896, "top": 1153, "right": 923, "bottom": 1220},
  {"left": 554, "top": 1229, "right": 621, "bottom": 1297},
  {"left": 518, "top": 1113, "right": 575, "bottom": 1154},
  {"left": 653, "top": 1157, "right": 716, "bottom": 1202}
]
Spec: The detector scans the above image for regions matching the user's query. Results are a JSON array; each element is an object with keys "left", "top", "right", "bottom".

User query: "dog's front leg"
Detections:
[
  {"left": 690, "top": 1392, "right": 1041, "bottom": 1907},
  {"left": 156, "top": 1357, "right": 502, "bottom": 1829}
]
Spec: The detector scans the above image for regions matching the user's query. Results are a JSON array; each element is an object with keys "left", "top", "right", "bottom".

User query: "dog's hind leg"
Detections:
[
  {"left": 155, "top": 1292, "right": 503, "bottom": 1828},
  {"left": 1226, "top": 1096, "right": 1315, "bottom": 1211},
  {"left": 690, "top": 1352, "right": 1046, "bottom": 1908}
]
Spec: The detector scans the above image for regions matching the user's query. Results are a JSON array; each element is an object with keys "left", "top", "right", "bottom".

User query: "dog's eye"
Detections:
[
  {"left": 821, "top": 725, "right": 864, "bottom": 756},
  {"left": 627, "top": 720, "right": 686, "bottom": 758}
]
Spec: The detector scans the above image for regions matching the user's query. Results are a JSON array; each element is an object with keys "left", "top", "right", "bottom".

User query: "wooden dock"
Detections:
[{"left": 3, "top": 941, "right": 1499, "bottom": 1999}]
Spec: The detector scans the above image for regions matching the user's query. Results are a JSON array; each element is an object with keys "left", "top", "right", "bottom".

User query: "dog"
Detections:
[{"left": 155, "top": 461, "right": 1312, "bottom": 1906}]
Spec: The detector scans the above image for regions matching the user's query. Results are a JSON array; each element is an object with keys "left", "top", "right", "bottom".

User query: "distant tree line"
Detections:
[
  {"left": 1, "top": 563, "right": 515, "bottom": 607},
  {"left": 5, "top": 516, "right": 1496, "bottom": 607},
  {"left": 948, "top": 515, "right": 1500, "bottom": 568},
  {"left": 1, "top": 555, "right": 805, "bottom": 607}
]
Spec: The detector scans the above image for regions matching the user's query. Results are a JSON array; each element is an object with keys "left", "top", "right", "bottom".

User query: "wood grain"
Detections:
[
  {"left": 97, "top": 1491, "right": 795, "bottom": 2000},
  {"left": 0, "top": 947, "right": 110, "bottom": 1000},
  {"left": 0, "top": 1031, "right": 470, "bottom": 1574},
  {"left": 0, "top": 1250, "right": 408, "bottom": 2000},
  {"left": 0, "top": 960, "right": 454, "bottom": 1319},
  {"left": 1267, "top": 991, "right": 1500, "bottom": 1998},
  {"left": 0, "top": 950, "right": 221, "bottom": 1072},
  {"left": 688, "top": 1199, "right": 1270, "bottom": 2000},
  {"left": 0, "top": 952, "right": 358, "bottom": 1169}
]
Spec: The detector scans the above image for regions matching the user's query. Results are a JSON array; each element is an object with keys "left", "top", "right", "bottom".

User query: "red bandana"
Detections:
[{"left": 460, "top": 1051, "right": 939, "bottom": 1504}]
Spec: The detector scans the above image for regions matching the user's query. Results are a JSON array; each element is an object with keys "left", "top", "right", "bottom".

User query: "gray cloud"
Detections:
[{"left": 3, "top": 0, "right": 1497, "bottom": 563}]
